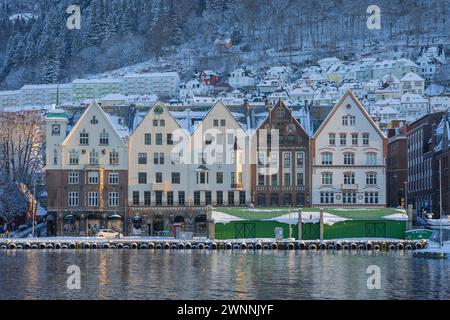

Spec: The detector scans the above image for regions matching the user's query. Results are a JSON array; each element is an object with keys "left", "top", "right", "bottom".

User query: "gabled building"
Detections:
[
  {"left": 252, "top": 101, "right": 310, "bottom": 207},
  {"left": 45, "top": 102, "right": 129, "bottom": 236},
  {"left": 433, "top": 113, "right": 450, "bottom": 215},
  {"left": 311, "top": 91, "right": 387, "bottom": 207},
  {"left": 190, "top": 101, "right": 251, "bottom": 207}
]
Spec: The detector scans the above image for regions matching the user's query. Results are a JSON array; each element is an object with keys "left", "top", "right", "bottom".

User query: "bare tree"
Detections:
[
  {"left": 0, "top": 110, "right": 45, "bottom": 190},
  {"left": 0, "top": 180, "right": 29, "bottom": 225}
]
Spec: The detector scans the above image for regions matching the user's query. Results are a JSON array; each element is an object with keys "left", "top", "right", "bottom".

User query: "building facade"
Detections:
[
  {"left": 407, "top": 112, "right": 445, "bottom": 215},
  {"left": 252, "top": 100, "right": 310, "bottom": 207},
  {"left": 45, "top": 102, "right": 128, "bottom": 236},
  {"left": 311, "top": 91, "right": 387, "bottom": 207},
  {"left": 386, "top": 128, "right": 408, "bottom": 208},
  {"left": 123, "top": 72, "right": 180, "bottom": 98}
]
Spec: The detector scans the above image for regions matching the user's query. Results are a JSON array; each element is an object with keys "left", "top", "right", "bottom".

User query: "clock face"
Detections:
[
  {"left": 287, "top": 124, "right": 295, "bottom": 134},
  {"left": 52, "top": 124, "right": 60, "bottom": 135}
]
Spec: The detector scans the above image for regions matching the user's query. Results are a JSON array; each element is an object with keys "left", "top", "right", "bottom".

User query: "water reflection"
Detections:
[{"left": 0, "top": 250, "right": 449, "bottom": 300}]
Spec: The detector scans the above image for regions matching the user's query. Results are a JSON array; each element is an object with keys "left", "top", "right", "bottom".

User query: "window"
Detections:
[
  {"left": 228, "top": 191, "right": 235, "bottom": 205},
  {"left": 154, "top": 153, "right": 159, "bottom": 164},
  {"left": 99, "top": 130, "right": 109, "bottom": 145},
  {"left": 160, "top": 119, "right": 165, "bottom": 127},
  {"left": 366, "top": 172, "right": 377, "bottom": 185},
  {"left": 283, "top": 152, "right": 291, "bottom": 167},
  {"left": 216, "top": 172, "right": 223, "bottom": 184},
  {"left": 89, "top": 150, "right": 99, "bottom": 165},
  {"left": 153, "top": 119, "right": 158, "bottom": 127},
  {"left": 109, "top": 192, "right": 119, "bottom": 207},
  {"left": 155, "top": 173, "right": 163, "bottom": 183},
  {"left": 194, "top": 191, "right": 201, "bottom": 205},
  {"left": 172, "top": 172, "right": 180, "bottom": 184},
  {"left": 279, "top": 135, "right": 284, "bottom": 145},
  {"left": 320, "top": 192, "right": 334, "bottom": 204},
  {"left": 144, "top": 191, "right": 151, "bottom": 206},
  {"left": 329, "top": 133, "right": 336, "bottom": 145},
  {"left": 138, "top": 153, "right": 147, "bottom": 164},
  {"left": 205, "top": 133, "right": 212, "bottom": 145},
  {"left": 167, "top": 133, "right": 173, "bottom": 145},
  {"left": 340, "top": 133, "right": 347, "bottom": 146},
  {"left": 155, "top": 191, "right": 163, "bottom": 206},
  {"left": 366, "top": 153, "right": 377, "bottom": 165},
  {"left": 109, "top": 172, "right": 119, "bottom": 185},
  {"left": 80, "top": 129, "right": 89, "bottom": 145},
  {"left": 258, "top": 174, "right": 265, "bottom": 186},
  {"left": 220, "top": 119, "right": 226, "bottom": 127},
  {"left": 239, "top": 191, "right": 246, "bottom": 205},
  {"left": 296, "top": 152, "right": 304, "bottom": 167},
  {"left": 88, "top": 192, "right": 98, "bottom": 207},
  {"left": 342, "top": 115, "right": 356, "bottom": 126},
  {"left": 352, "top": 133, "right": 358, "bottom": 145},
  {"left": 296, "top": 173, "right": 304, "bottom": 186},
  {"left": 133, "top": 191, "right": 140, "bottom": 206},
  {"left": 230, "top": 172, "right": 236, "bottom": 184},
  {"left": 216, "top": 191, "right": 223, "bottom": 205},
  {"left": 178, "top": 191, "right": 185, "bottom": 206},
  {"left": 109, "top": 150, "right": 119, "bottom": 165},
  {"left": 144, "top": 133, "right": 151, "bottom": 145},
  {"left": 271, "top": 174, "right": 278, "bottom": 186},
  {"left": 363, "top": 133, "right": 370, "bottom": 145},
  {"left": 156, "top": 133, "right": 163, "bottom": 145},
  {"left": 197, "top": 172, "right": 208, "bottom": 184},
  {"left": 53, "top": 149, "right": 58, "bottom": 165},
  {"left": 284, "top": 173, "right": 291, "bottom": 186},
  {"left": 88, "top": 171, "right": 99, "bottom": 184},
  {"left": 69, "top": 171, "right": 79, "bottom": 184},
  {"left": 68, "top": 192, "right": 79, "bottom": 207},
  {"left": 69, "top": 151, "right": 79, "bottom": 165},
  {"left": 344, "top": 153, "right": 355, "bottom": 165},
  {"left": 365, "top": 192, "right": 379, "bottom": 204},
  {"left": 167, "top": 191, "right": 174, "bottom": 205},
  {"left": 159, "top": 153, "right": 164, "bottom": 165},
  {"left": 343, "top": 193, "right": 356, "bottom": 204},
  {"left": 138, "top": 172, "right": 147, "bottom": 184},
  {"left": 344, "top": 172, "right": 355, "bottom": 185},
  {"left": 213, "top": 119, "right": 219, "bottom": 127},
  {"left": 205, "top": 191, "right": 212, "bottom": 205},
  {"left": 322, "top": 152, "right": 333, "bottom": 165},
  {"left": 322, "top": 172, "right": 333, "bottom": 185},
  {"left": 288, "top": 135, "right": 294, "bottom": 144}
]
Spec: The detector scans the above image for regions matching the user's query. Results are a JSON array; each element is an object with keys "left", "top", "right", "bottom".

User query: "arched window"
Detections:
[
  {"left": 366, "top": 152, "right": 377, "bottom": 165},
  {"left": 80, "top": 129, "right": 89, "bottom": 145},
  {"left": 296, "top": 193, "right": 305, "bottom": 206},
  {"left": 270, "top": 193, "right": 279, "bottom": 206},
  {"left": 283, "top": 193, "right": 292, "bottom": 206},
  {"left": 343, "top": 172, "right": 355, "bottom": 185},
  {"left": 366, "top": 172, "right": 377, "bottom": 185}
]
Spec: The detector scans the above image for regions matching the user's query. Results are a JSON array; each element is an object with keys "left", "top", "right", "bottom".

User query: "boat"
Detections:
[
  {"left": 405, "top": 229, "right": 433, "bottom": 240},
  {"left": 425, "top": 216, "right": 450, "bottom": 229}
]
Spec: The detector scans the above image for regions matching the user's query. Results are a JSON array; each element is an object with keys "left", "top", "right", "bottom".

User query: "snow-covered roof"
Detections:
[
  {"left": 401, "top": 72, "right": 424, "bottom": 82},
  {"left": 401, "top": 93, "right": 428, "bottom": 103}
]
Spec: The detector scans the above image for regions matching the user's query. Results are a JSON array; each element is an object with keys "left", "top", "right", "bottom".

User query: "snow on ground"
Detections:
[{"left": 263, "top": 211, "right": 349, "bottom": 226}]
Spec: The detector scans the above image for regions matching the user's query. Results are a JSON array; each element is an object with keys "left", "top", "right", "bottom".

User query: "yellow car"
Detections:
[{"left": 95, "top": 229, "right": 123, "bottom": 239}]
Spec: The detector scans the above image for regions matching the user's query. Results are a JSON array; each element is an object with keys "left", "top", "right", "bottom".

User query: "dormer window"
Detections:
[
  {"left": 80, "top": 129, "right": 89, "bottom": 145},
  {"left": 99, "top": 129, "right": 109, "bottom": 146}
]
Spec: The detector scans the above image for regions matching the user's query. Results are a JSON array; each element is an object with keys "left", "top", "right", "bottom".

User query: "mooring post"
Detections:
[
  {"left": 298, "top": 209, "right": 302, "bottom": 240},
  {"left": 206, "top": 205, "right": 215, "bottom": 240},
  {"left": 407, "top": 204, "right": 413, "bottom": 230},
  {"left": 319, "top": 208, "right": 324, "bottom": 241}
]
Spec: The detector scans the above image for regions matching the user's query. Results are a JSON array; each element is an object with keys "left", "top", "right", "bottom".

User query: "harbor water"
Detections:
[{"left": 0, "top": 250, "right": 449, "bottom": 300}]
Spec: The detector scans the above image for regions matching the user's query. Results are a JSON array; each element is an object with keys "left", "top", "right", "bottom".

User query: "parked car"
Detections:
[
  {"left": 18, "top": 225, "right": 29, "bottom": 232},
  {"left": 95, "top": 229, "right": 123, "bottom": 239}
]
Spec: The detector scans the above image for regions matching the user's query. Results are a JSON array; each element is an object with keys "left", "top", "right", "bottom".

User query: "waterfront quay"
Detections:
[{"left": 0, "top": 237, "right": 424, "bottom": 251}]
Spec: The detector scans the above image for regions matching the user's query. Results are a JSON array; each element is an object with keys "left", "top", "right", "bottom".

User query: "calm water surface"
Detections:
[{"left": 0, "top": 250, "right": 449, "bottom": 300}]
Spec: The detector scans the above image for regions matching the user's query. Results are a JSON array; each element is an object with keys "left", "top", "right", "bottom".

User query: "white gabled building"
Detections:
[
  {"left": 311, "top": 90, "right": 387, "bottom": 207},
  {"left": 190, "top": 101, "right": 251, "bottom": 206},
  {"left": 228, "top": 68, "right": 256, "bottom": 89},
  {"left": 400, "top": 72, "right": 425, "bottom": 95},
  {"left": 400, "top": 93, "right": 429, "bottom": 121},
  {"left": 128, "top": 102, "right": 190, "bottom": 212}
]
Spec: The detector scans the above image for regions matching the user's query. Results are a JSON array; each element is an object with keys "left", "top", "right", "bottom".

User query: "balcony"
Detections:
[
  {"left": 255, "top": 185, "right": 305, "bottom": 192},
  {"left": 341, "top": 184, "right": 359, "bottom": 190}
]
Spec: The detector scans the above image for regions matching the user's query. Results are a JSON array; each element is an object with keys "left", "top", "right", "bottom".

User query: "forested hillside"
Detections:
[{"left": 0, "top": 0, "right": 449, "bottom": 89}]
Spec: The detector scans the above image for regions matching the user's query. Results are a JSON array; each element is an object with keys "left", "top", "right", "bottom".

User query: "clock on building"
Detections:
[{"left": 52, "top": 124, "right": 60, "bottom": 135}]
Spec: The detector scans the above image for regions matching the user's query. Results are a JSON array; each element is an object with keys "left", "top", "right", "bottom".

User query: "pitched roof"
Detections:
[{"left": 312, "top": 90, "right": 387, "bottom": 140}]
